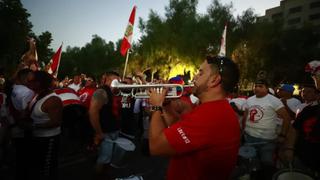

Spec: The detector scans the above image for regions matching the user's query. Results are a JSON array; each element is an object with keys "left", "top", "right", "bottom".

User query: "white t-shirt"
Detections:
[
  {"left": 11, "top": 84, "right": 35, "bottom": 110},
  {"left": 245, "top": 94, "right": 284, "bottom": 140},
  {"left": 229, "top": 97, "right": 247, "bottom": 129},
  {"left": 189, "top": 94, "right": 199, "bottom": 105},
  {"left": 68, "top": 83, "right": 80, "bottom": 92},
  {"left": 286, "top": 97, "right": 301, "bottom": 114},
  {"left": 10, "top": 84, "right": 35, "bottom": 138},
  {"left": 229, "top": 97, "right": 247, "bottom": 112}
]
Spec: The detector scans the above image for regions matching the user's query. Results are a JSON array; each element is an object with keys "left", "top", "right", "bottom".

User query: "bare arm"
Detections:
[
  {"left": 148, "top": 88, "right": 176, "bottom": 156},
  {"left": 276, "top": 107, "right": 291, "bottom": 138},
  {"left": 89, "top": 89, "right": 107, "bottom": 143},
  {"left": 279, "top": 121, "right": 297, "bottom": 162}
]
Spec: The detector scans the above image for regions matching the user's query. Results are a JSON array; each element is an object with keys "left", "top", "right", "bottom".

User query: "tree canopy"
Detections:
[{"left": 2, "top": 0, "right": 320, "bottom": 86}]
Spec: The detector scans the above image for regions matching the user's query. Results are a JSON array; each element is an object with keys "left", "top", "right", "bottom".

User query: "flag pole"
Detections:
[
  {"left": 54, "top": 42, "right": 63, "bottom": 78},
  {"left": 122, "top": 49, "right": 130, "bottom": 79}
]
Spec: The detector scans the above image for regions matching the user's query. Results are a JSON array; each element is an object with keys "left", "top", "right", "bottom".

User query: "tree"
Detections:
[
  {"left": 59, "top": 35, "right": 123, "bottom": 79},
  {"left": 0, "top": 0, "right": 33, "bottom": 74},
  {"left": 36, "top": 31, "right": 53, "bottom": 66}
]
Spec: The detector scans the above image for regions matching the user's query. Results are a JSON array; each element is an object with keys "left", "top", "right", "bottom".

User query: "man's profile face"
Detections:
[{"left": 192, "top": 60, "right": 213, "bottom": 97}]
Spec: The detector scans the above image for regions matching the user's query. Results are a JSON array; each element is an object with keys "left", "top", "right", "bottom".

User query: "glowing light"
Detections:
[
  {"left": 168, "top": 63, "right": 196, "bottom": 82},
  {"left": 293, "top": 84, "right": 300, "bottom": 95}
]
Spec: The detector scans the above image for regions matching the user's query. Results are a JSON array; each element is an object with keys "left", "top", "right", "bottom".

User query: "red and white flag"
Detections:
[
  {"left": 48, "top": 44, "right": 63, "bottom": 78},
  {"left": 218, "top": 24, "right": 227, "bottom": 57},
  {"left": 120, "top": 6, "right": 136, "bottom": 56}
]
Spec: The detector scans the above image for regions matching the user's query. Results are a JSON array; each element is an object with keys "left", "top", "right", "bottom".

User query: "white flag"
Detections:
[{"left": 218, "top": 24, "right": 227, "bottom": 57}]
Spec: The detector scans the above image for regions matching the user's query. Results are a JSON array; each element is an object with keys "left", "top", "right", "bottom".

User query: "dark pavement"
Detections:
[{"left": 0, "top": 136, "right": 169, "bottom": 180}]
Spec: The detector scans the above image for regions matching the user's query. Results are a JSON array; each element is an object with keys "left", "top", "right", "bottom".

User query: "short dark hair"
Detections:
[
  {"left": 17, "top": 68, "right": 33, "bottom": 82},
  {"left": 206, "top": 56, "right": 240, "bottom": 93},
  {"left": 105, "top": 71, "right": 120, "bottom": 77},
  {"left": 33, "top": 71, "right": 53, "bottom": 90}
]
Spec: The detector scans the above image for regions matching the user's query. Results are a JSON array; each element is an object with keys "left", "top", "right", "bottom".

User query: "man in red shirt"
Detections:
[
  {"left": 148, "top": 56, "right": 241, "bottom": 180},
  {"left": 78, "top": 77, "right": 97, "bottom": 109}
]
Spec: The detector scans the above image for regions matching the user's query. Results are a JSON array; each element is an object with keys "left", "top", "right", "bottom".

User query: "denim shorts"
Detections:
[
  {"left": 97, "top": 131, "right": 119, "bottom": 164},
  {"left": 244, "top": 133, "right": 276, "bottom": 166}
]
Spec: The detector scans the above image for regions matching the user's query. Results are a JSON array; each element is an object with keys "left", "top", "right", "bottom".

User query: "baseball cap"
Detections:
[
  {"left": 169, "top": 76, "right": 184, "bottom": 85},
  {"left": 255, "top": 79, "right": 269, "bottom": 86},
  {"left": 169, "top": 76, "right": 184, "bottom": 93},
  {"left": 279, "top": 84, "right": 294, "bottom": 93}
]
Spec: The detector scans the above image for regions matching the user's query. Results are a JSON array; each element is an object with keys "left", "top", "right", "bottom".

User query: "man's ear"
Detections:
[{"left": 208, "top": 74, "right": 221, "bottom": 88}]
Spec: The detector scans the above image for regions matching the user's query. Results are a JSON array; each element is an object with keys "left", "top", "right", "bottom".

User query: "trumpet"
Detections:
[{"left": 111, "top": 80, "right": 193, "bottom": 99}]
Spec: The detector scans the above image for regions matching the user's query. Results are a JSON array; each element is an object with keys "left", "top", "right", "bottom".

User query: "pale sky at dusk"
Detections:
[{"left": 21, "top": 0, "right": 280, "bottom": 51}]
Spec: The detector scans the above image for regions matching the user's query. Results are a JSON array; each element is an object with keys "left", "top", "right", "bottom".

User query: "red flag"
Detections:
[
  {"left": 120, "top": 6, "right": 136, "bottom": 56},
  {"left": 48, "top": 44, "right": 63, "bottom": 77}
]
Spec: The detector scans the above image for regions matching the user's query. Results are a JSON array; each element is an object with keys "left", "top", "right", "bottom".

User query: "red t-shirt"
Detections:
[
  {"left": 78, "top": 87, "right": 96, "bottom": 109},
  {"left": 164, "top": 99, "right": 240, "bottom": 180}
]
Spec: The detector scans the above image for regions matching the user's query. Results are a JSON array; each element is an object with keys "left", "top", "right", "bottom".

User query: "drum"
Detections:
[
  {"left": 272, "top": 169, "right": 314, "bottom": 180},
  {"left": 111, "top": 137, "right": 136, "bottom": 168}
]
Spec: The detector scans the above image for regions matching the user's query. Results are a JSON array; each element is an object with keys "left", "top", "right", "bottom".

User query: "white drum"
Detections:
[
  {"left": 111, "top": 137, "right": 136, "bottom": 168},
  {"left": 272, "top": 169, "right": 314, "bottom": 180}
]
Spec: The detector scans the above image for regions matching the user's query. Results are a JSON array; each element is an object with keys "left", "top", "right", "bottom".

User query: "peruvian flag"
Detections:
[
  {"left": 218, "top": 24, "right": 227, "bottom": 57},
  {"left": 120, "top": 6, "right": 136, "bottom": 56},
  {"left": 48, "top": 44, "right": 63, "bottom": 78}
]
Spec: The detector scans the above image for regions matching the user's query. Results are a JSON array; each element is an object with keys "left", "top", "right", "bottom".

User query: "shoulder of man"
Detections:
[{"left": 92, "top": 88, "right": 108, "bottom": 102}]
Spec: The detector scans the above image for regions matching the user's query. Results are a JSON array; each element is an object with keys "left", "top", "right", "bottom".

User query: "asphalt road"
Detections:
[{"left": 0, "top": 136, "right": 169, "bottom": 180}]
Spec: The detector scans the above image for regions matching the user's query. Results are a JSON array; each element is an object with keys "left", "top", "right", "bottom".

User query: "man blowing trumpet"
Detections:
[{"left": 148, "top": 56, "right": 241, "bottom": 180}]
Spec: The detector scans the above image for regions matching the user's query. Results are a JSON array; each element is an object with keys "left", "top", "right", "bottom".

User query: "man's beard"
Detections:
[{"left": 192, "top": 82, "right": 208, "bottom": 98}]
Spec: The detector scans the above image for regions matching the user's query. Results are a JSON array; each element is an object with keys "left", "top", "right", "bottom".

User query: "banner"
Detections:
[
  {"left": 48, "top": 44, "right": 63, "bottom": 78},
  {"left": 218, "top": 24, "right": 227, "bottom": 57},
  {"left": 120, "top": 6, "right": 136, "bottom": 56}
]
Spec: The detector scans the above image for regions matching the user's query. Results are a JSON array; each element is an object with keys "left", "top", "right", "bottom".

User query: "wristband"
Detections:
[{"left": 151, "top": 106, "right": 163, "bottom": 112}]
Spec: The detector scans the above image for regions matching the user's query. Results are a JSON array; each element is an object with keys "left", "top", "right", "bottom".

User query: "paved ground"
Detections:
[{"left": 0, "top": 136, "right": 169, "bottom": 180}]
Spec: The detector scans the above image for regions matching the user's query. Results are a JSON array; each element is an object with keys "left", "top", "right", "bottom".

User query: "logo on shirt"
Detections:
[
  {"left": 249, "top": 105, "right": 264, "bottom": 123},
  {"left": 177, "top": 127, "right": 190, "bottom": 144},
  {"left": 79, "top": 93, "right": 88, "bottom": 103}
]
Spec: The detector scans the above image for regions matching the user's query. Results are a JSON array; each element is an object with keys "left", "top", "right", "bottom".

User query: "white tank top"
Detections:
[{"left": 31, "top": 92, "right": 61, "bottom": 137}]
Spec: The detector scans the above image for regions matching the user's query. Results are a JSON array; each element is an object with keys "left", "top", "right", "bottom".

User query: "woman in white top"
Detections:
[{"left": 29, "top": 71, "right": 63, "bottom": 180}]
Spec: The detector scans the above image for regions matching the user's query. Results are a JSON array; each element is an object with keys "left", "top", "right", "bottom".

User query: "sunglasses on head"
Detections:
[{"left": 206, "top": 56, "right": 224, "bottom": 73}]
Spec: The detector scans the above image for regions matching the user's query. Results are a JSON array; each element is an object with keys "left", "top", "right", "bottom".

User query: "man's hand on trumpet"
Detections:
[{"left": 148, "top": 87, "right": 168, "bottom": 107}]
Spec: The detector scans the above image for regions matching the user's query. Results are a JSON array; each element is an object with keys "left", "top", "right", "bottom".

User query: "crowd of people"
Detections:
[{"left": 0, "top": 55, "right": 319, "bottom": 180}]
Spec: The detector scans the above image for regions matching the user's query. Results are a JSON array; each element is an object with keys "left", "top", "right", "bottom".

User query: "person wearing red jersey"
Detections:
[
  {"left": 54, "top": 87, "right": 88, "bottom": 154},
  {"left": 78, "top": 77, "right": 97, "bottom": 109},
  {"left": 148, "top": 56, "right": 241, "bottom": 180}
]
